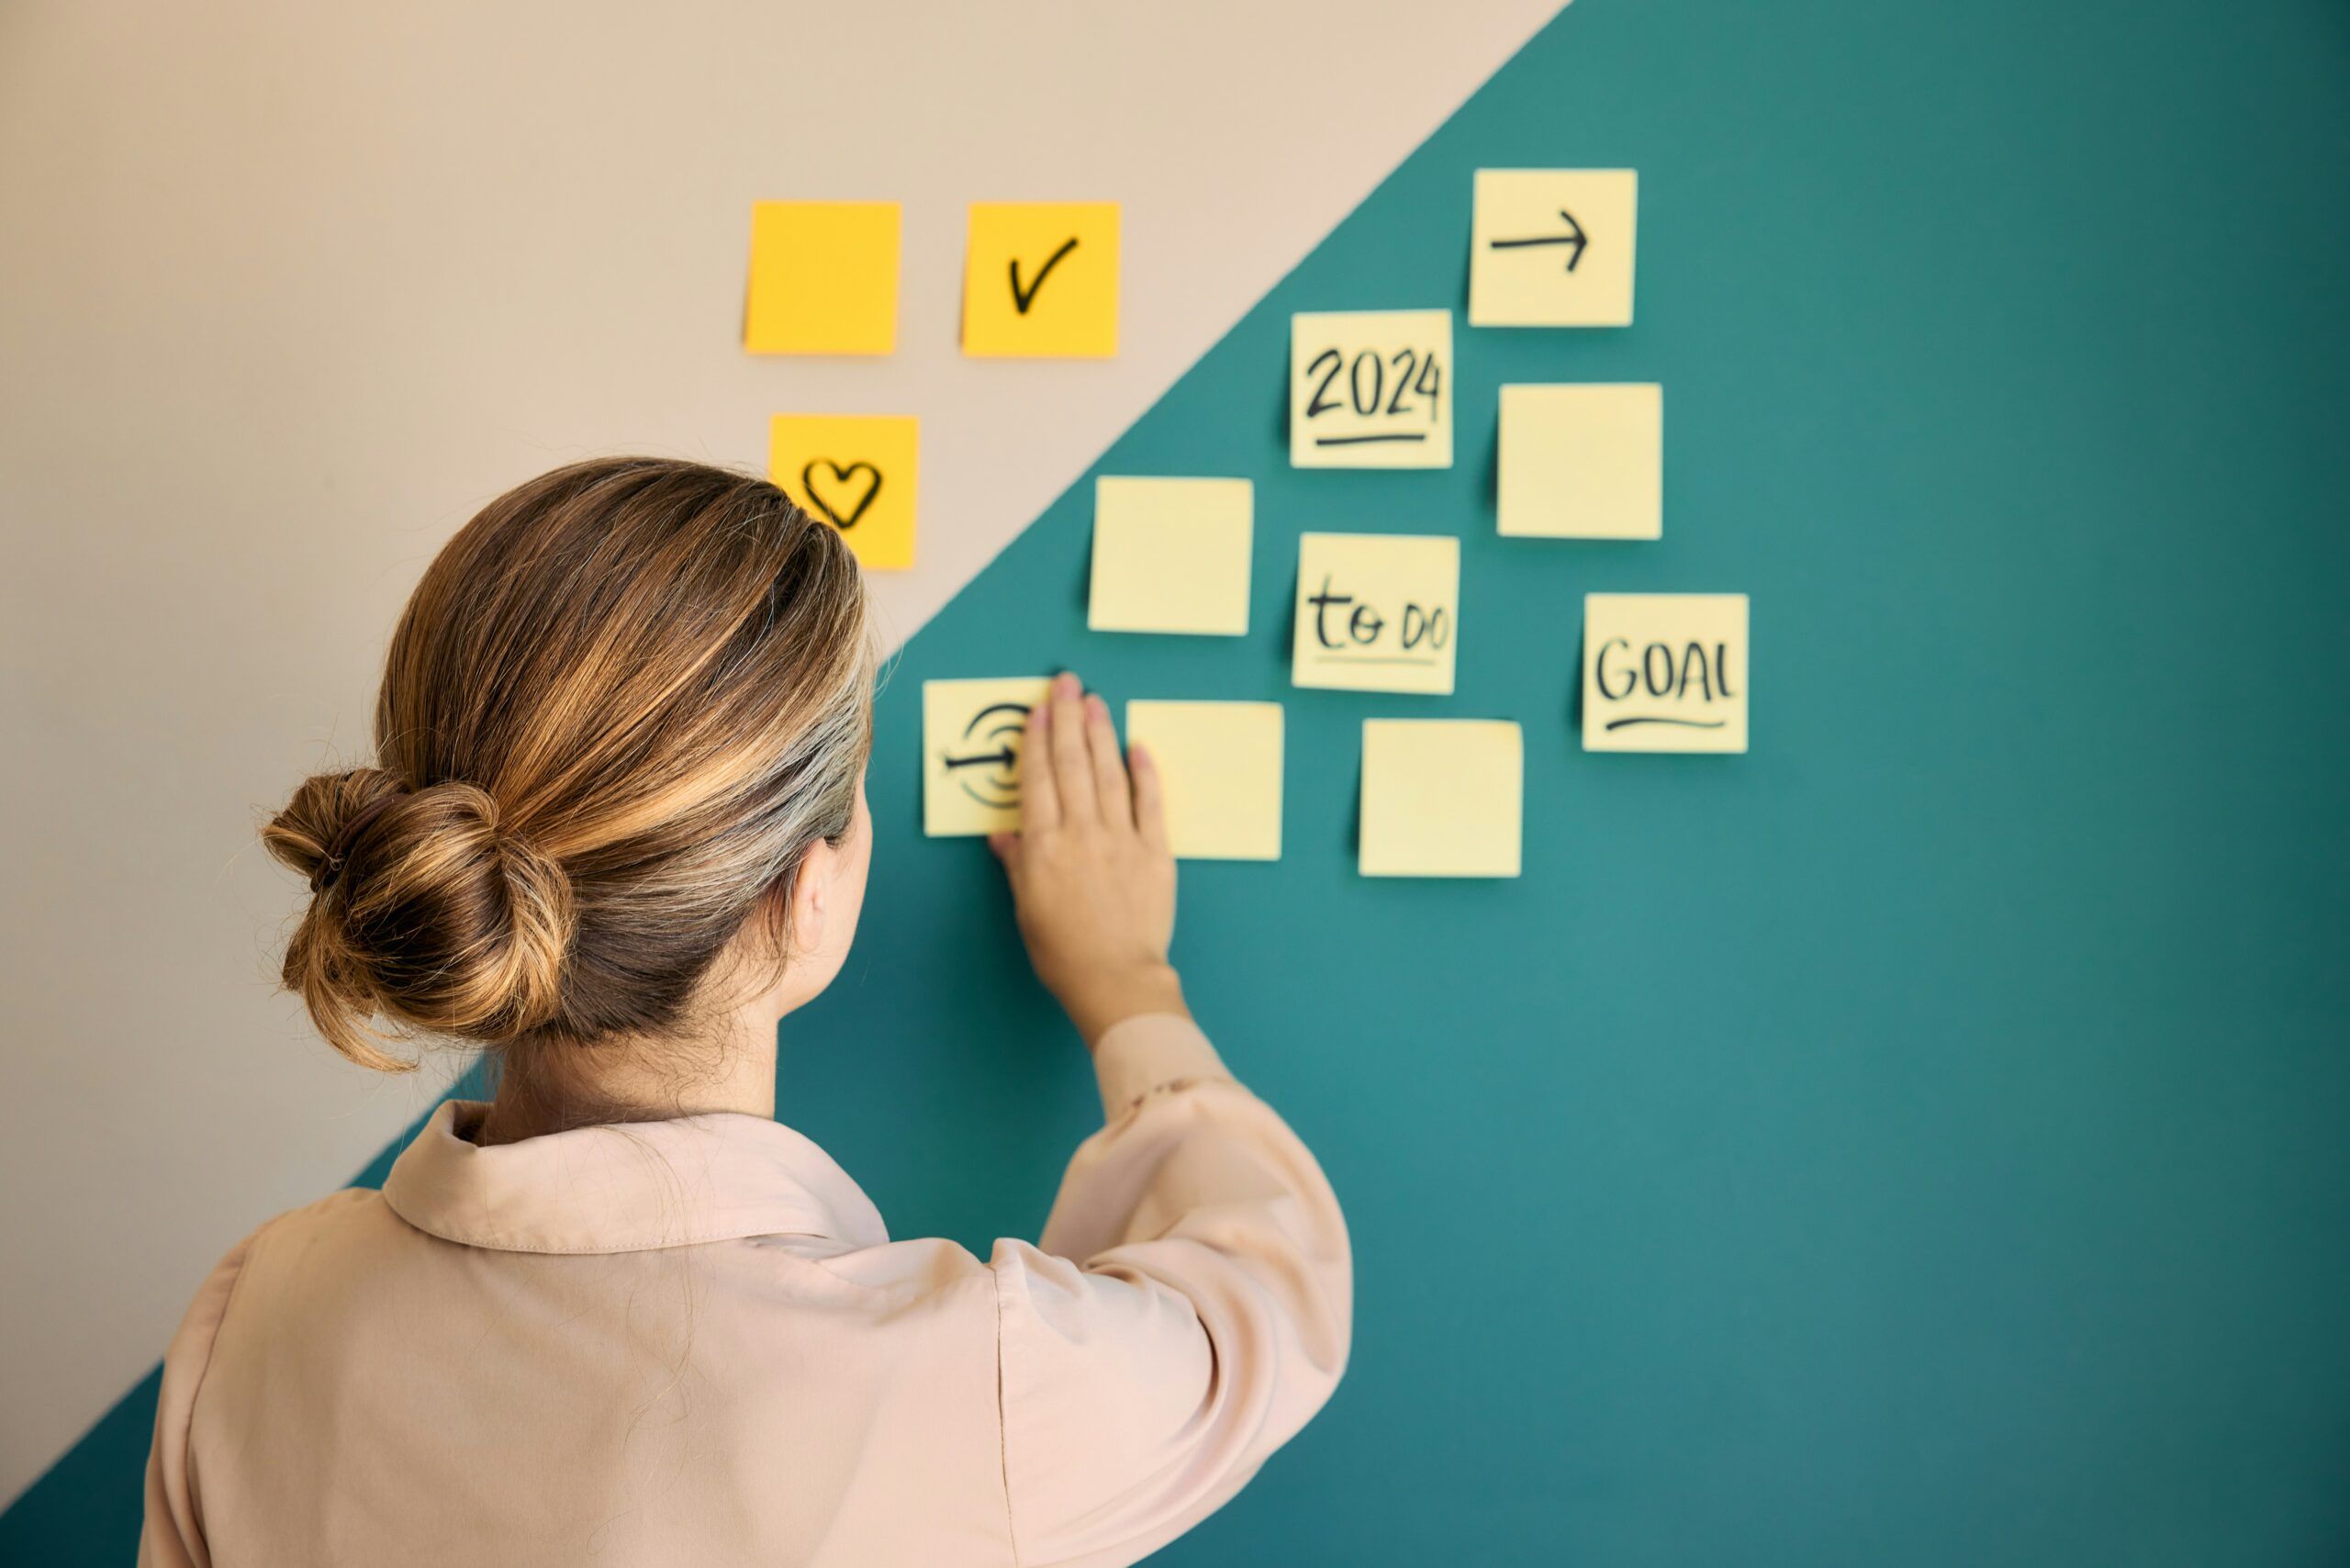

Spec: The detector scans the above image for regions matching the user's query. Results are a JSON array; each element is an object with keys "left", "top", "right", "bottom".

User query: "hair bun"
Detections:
[{"left": 263, "top": 767, "right": 576, "bottom": 1069}]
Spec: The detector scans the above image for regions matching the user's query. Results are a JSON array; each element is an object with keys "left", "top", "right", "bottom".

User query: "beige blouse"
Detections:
[{"left": 138, "top": 1015, "right": 1351, "bottom": 1566}]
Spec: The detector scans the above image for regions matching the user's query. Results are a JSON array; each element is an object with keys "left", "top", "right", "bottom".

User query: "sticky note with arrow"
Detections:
[
  {"left": 961, "top": 202, "right": 1121, "bottom": 358},
  {"left": 767, "top": 413, "right": 921, "bottom": 570},
  {"left": 1469, "top": 169, "right": 1639, "bottom": 328},
  {"left": 922, "top": 677, "right": 1052, "bottom": 835}
]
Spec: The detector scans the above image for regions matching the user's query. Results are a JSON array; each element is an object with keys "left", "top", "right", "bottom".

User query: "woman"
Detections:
[{"left": 139, "top": 458, "right": 1350, "bottom": 1566}]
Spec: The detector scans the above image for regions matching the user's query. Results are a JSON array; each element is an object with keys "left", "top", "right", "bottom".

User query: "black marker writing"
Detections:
[
  {"left": 1008, "top": 238, "right": 1079, "bottom": 314},
  {"left": 800, "top": 460, "right": 882, "bottom": 530},
  {"left": 1306, "top": 574, "right": 1449, "bottom": 663},
  {"left": 1302, "top": 344, "right": 1443, "bottom": 443},
  {"left": 1595, "top": 637, "right": 1738, "bottom": 721},
  {"left": 945, "top": 700, "right": 1031, "bottom": 807},
  {"left": 1488, "top": 207, "right": 1588, "bottom": 272}
]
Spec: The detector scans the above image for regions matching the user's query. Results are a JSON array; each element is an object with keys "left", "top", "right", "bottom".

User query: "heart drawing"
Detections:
[{"left": 800, "top": 460, "right": 883, "bottom": 529}]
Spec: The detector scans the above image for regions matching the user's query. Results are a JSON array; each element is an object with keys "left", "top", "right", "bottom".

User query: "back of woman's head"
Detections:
[{"left": 263, "top": 457, "right": 873, "bottom": 1071}]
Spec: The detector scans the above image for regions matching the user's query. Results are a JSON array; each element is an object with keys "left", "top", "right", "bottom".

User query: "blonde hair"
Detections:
[{"left": 263, "top": 457, "right": 874, "bottom": 1074}]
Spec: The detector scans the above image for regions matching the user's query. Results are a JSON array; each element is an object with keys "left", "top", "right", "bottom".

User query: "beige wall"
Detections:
[{"left": 0, "top": 0, "right": 1563, "bottom": 1503}]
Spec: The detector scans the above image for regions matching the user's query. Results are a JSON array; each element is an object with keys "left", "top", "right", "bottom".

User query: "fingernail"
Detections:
[
  {"left": 1086, "top": 693, "right": 1108, "bottom": 719},
  {"left": 1127, "top": 742, "right": 1151, "bottom": 767},
  {"left": 1031, "top": 700, "right": 1049, "bottom": 727},
  {"left": 1054, "top": 671, "right": 1080, "bottom": 698}
]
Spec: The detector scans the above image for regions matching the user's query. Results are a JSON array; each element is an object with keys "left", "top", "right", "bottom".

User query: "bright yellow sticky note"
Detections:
[
  {"left": 1582, "top": 593, "right": 1749, "bottom": 754},
  {"left": 1089, "top": 477, "right": 1252, "bottom": 636},
  {"left": 744, "top": 201, "right": 901, "bottom": 355},
  {"left": 1498, "top": 384, "right": 1662, "bottom": 539},
  {"left": 1125, "top": 701, "right": 1283, "bottom": 861},
  {"left": 768, "top": 414, "right": 919, "bottom": 571},
  {"left": 961, "top": 203, "right": 1120, "bottom": 358},
  {"left": 1289, "top": 310, "right": 1452, "bottom": 467},
  {"left": 1469, "top": 169, "right": 1638, "bottom": 328},
  {"left": 1292, "top": 532, "right": 1459, "bottom": 695},
  {"left": 923, "top": 678, "right": 1051, "bottom": 836},
  {"left": 1360, "top": 720, "right": 1523, "bottom": 878}
]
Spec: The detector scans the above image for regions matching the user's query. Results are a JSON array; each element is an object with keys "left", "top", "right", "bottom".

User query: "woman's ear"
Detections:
[{"left": 789, "top": 835, "right": 835, "bottom": 959}]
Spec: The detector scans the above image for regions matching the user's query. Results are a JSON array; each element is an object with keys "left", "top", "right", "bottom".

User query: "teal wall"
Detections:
[{"left": 9, "top": 1, "right": 2348, "bottom": 1561}]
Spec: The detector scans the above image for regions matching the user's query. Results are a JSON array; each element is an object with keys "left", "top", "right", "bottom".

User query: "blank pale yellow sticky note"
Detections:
[
  {"left": 1582, "top": 593, "right": 1749, "bottom": 754},
  {"left": 1469, "top": 169, "right": 1638, "bottom": 328},
  {"left": 1089, "top": 477, "right": 1252, "bottom": 635},
  {"left": 769, "top": 414, "right": 919, "bottom": 570},
  {"left": 923, "top": 678, "right": 1051, "bottom": 836},
  {"left": 1360, "top": 720, "right": 1523, "bottom": 878},
  {"left": 1292, "top": 532, "right": 1459, "bottom": 695},
  {"left": 1498, "top": 384, "right": 1662, "bottom": 539},
  {"left": 744, "top": 201, "right": 901, "bottom": 355},
  {"left": 1126, "top": 701, "right": 1283, "bottom": 861},
  {"left": 1289, "top": 310, "right": 1453, "bottom": 468},
  {"left": 962, "top": 203, "right": 1119, "bottom": 358}
]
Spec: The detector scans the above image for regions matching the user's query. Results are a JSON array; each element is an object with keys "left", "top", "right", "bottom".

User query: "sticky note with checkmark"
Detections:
[
  {"left": 768, "top": 414, "right": 920, "bottom": 570},
  {"left": 961, "top": 203, "right": 1119, "bottom": 358},
  {"left": 744, "top": 201, "right": 901, "bottom": 355}
]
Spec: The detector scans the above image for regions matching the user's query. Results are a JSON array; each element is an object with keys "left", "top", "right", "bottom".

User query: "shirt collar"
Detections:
[{"left": 380, "top": 1100, "right": 890, "bottom": 1255}]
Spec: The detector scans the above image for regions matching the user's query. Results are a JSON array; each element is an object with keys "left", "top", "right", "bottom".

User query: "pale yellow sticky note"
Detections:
[
  {"left": 1289, "top": 310, "right": 1452, "bottom": 468},
  {"left": 1125, "top": 701, "right": 1283, "bottom": 861},
  {"left": 1292, "top": 532, "right": 1459, "bottom": 695},
  {"left": 769, "top": 414, "right": 919, "bottom": 571},
  {"left": 1360, "top": 720, "right": 1523, "bottom": 878},
  {"left": 1582, "top": 593, "right": 1749, "bottom": 754},
  {"left": 744, "top": 201, "right": 901, "bottom": 355},
  {"left": 1498, "top": 384, "right": 1662, "bottom": 539},
  {"left": 1469, "top": 169, "right": 1638, "bottom": 328},
  {"left": 1088, "top": 477, "right": 1252, "bottom": 635},
  {"left": 923, "top": 678, "right": 1051, "bottom": 836},
  {"left": 962, "top": 203, "right": 1119, "bottom": 358}
]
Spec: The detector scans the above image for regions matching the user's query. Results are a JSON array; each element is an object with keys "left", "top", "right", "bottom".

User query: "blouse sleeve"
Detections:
[
  {"left": 988, "top": 1013, "right": 1353, "bottom": 1568},
  {"left": 137, "top": 1229, "right": 258, "bottom": 1568}
]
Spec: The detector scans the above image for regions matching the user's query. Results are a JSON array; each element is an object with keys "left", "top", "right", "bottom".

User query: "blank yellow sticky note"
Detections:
[
  {"left": 1360, "top": 720, "right": 1523, "bottom": 878},
  {"left": 1469, "top": 169, "right": 1638, "bottom": 328},
  {"left": 744, "top": 201, "right": 901, "bottom": 355},
  {"left": 1292, "top": 532, "right": 1459, "bottom": 695},
  {"left": 769, "top": 414, "right": 919, "bottom": 571},
  {"left": 962, "top": 203, "right": 1119, "bottom": 358},
  {"left": 923, "top": 678, "right": 1051, "bottom": 836},
  {"left": 1289, "top": 310, "right": 1453, "bottom": 467},
  {"left": 1498, "top": 384, "right": 1662, "bottom": 539},
  {"left": 1582, "top": 593, "right": 1749, "bottom": 754},
  {"left": 1089, "top": 477, "right": 1252, "bottom": 635},
  {"left": 1125, "top": 701, "right": 1283, "bottom": 861}
]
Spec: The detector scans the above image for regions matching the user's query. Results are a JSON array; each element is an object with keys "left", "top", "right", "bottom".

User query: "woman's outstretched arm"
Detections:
[{"left": 987, "top": 673, "right": 1353, "bottom": 1568}]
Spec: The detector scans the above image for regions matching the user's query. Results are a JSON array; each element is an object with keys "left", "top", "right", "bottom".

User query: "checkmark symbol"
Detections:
[{"left": 1007, "top": 237, "right": 1079, "bottom": 315}]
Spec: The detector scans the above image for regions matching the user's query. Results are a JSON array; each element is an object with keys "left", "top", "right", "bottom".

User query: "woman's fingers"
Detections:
[
  {"left": 1046, "top": 671, "right": 1096, "bottom": 823},
  {"left": 1128, "top": 741, "right": 1169, "bottom": 855},
  {"left": 1019, "top": 696, "right": 1060, "bottom": 832},
  {"left": 1084, "top": 694, "right": 1132, "bottom": 831}
]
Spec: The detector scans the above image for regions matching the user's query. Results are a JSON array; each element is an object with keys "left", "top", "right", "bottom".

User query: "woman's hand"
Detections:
[{"left": 989, "top": 671, "right": 1186, "bottom": 1048}]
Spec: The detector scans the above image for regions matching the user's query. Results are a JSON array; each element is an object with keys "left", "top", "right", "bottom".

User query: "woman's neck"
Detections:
[{"left": 475, "top": 999, "right": 782, "bottom": 1145}]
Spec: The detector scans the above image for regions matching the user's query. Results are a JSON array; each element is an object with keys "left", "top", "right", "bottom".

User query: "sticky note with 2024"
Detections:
[
  {"left": 1582, "top": 593, "right": 1748, "bottom": 753},
  {"left": 1292, "top": 532, "right": 1459, "bottom": 695},
  {"left": 1289, "top": 310, "right": 1452, "bottom": 468}
]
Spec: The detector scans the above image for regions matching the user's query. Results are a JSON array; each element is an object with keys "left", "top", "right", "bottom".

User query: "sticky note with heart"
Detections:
[
  {"left": 767, "top": 414, "right": 920, "bottom": 570},
  {"left": 1469, "top": 169, "right": 1639, "bottom": 328},
  {"left": 961, "top": 202, "right": 1120, "bottom": 358}
]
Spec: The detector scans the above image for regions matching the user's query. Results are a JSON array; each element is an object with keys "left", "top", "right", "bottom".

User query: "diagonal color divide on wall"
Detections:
[{"left": 12, "top": 1, "right": 2350, "bottom": 1562}]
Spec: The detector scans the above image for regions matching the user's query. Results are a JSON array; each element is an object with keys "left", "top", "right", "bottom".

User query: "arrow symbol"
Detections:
[
  {"left": 1488, "top": 208, "right": 1588, "bottom": 272},
  {"left": 944, "top": 746, "right": 1017, "bottom": 771}
]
